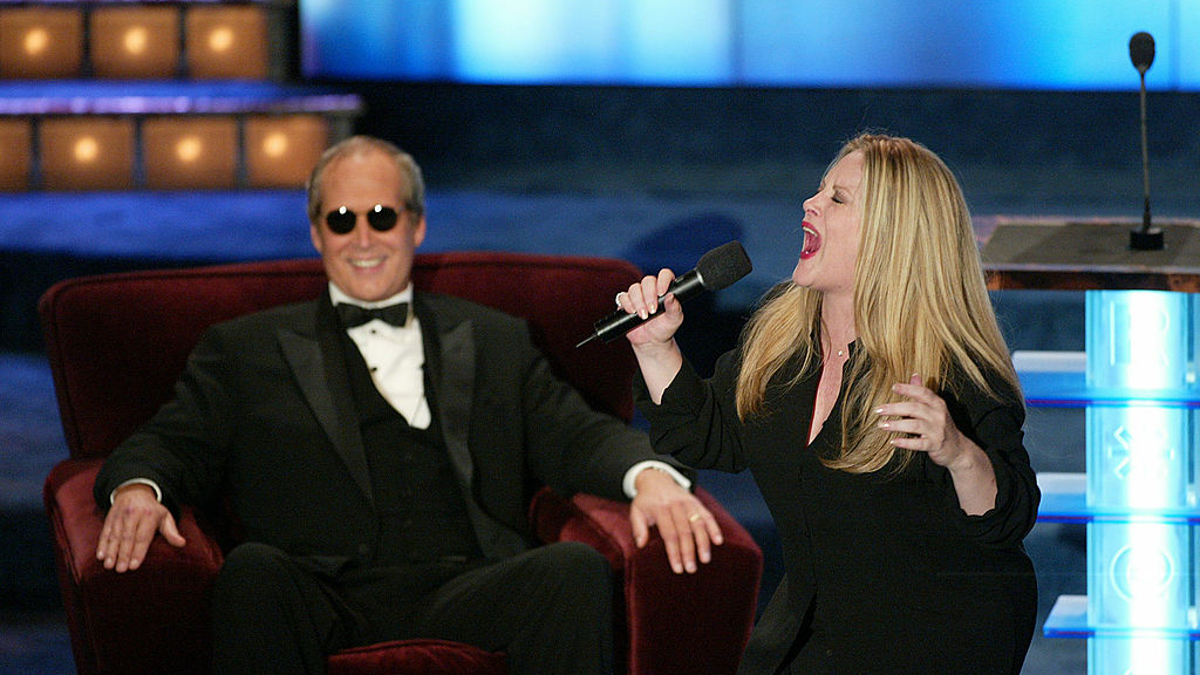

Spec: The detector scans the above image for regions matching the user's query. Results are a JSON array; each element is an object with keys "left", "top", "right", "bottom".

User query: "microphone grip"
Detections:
[{"left": 587, "top": 269, "right": 704, "bottom": 344}]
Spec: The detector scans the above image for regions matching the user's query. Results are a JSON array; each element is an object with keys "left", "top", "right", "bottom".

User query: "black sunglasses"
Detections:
[{"left": 324, "top": 204, "right": 401, "bottom": 234}]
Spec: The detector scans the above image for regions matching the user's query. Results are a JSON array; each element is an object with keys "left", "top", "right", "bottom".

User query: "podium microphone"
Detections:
[
  {"left": 1129, "top": 31, "right": 1162, "bottom": 250},
  {"left": 576, "top": 241, "right": 752, "bottom": 348}
]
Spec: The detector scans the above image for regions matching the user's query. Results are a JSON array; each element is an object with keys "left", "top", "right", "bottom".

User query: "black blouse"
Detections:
[{"left": 637, "top": 349, "right": 1040, "bottom": 675}]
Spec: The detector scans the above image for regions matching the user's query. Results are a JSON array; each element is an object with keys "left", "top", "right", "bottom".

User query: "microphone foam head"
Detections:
[
  {"left": 1129, "top": 31, "right": 1155, "bottom": 74},
  {"left": 696, "top": 241, "right": 753, "bottom": 291}
]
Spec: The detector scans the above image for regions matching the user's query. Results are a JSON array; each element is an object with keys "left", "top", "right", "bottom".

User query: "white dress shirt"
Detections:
[{"left": 331, "top": 283, "right": 431, "bottom": 429}]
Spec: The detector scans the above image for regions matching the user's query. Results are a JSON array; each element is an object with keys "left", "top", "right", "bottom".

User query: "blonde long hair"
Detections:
[{"left": 735, "top": 134, "right": 1020, "bottom": 474}]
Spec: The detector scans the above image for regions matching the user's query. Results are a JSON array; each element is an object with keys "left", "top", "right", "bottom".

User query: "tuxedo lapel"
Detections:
[
  {"left": 423, "top": 304, "right": 476, "bottom": 494},
  {"left": 277, "top": 299, "right": 374, "bottom": 506},
  {"left": 419, "top": 295, "right": 528, "bottom": 559}
]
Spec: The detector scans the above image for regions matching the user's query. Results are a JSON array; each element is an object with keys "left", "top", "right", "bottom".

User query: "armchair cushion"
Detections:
[{"left": 327, "top": 640, "right": 505, "bottom": 675}]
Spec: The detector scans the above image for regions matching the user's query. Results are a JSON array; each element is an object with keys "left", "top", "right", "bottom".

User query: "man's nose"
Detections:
[{"left": 351, "top": 216, "right": 373, "bottom": 243}]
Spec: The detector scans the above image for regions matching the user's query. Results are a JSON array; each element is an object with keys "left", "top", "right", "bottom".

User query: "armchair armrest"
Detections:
[
  {"left": 44, "top": 460, "right": 224, "bottom": 675},
  {"left": 530, "top": 486, "right": 761, "bottom": 675}
]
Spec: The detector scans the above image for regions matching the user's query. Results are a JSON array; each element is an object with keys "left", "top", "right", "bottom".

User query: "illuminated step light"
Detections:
[
  {"left": 1081, "top": 290, "right": 1200, "bottom": 675},
  {"left": 40, "top": 117, "right": 134, "bottom": 191},
  {"left": 91, "top": 6, "right": 180, "bottom": 79},
  {"left": 185, "top": 6, "right": 268, "bottom": 80},
  {"left": 245, "top": 115, "right": 329, "bottom": 188},
  {"left": 0, "top": 118, "right": 31, "bottom": 191},
  {"left": 143, "top": 116, "right": 238, "bottom": 190},
  {"left": 0, "top": 7, "right": 83, "bottom": 79}
]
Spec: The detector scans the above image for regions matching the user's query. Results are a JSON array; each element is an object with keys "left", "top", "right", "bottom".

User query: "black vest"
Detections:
[{"left": 339, "top": 333, "right": 483, "bottom": 566}]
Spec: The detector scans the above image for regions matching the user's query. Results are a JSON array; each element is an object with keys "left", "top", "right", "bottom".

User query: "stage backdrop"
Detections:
[{"left": 300, "top": 0, "right": 1198, "bottom": 90}]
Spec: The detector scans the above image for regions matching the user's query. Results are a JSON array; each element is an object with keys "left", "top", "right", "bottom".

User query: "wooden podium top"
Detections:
[{"left": 978, "top": 216, "right": 1200, "bottom": 292}]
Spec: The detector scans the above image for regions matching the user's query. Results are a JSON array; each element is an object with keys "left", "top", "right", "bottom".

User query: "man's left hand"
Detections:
[{"left": 629, "top": 468, "right": 723, "bottom": 574}]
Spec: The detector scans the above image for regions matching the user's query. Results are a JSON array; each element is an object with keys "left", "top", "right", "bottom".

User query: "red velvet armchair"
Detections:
[{"left": 40, "top": 252, "right": 762, "bottom": 675}]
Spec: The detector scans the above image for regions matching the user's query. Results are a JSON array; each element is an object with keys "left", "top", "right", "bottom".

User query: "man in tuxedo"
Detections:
[{"left": 93, "top": 135, "right": 722, "bottom": 675}]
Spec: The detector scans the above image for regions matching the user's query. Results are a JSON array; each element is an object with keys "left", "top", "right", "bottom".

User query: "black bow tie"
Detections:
[{"left": 336, "top": 302, "right": 411, "bottom": 328}]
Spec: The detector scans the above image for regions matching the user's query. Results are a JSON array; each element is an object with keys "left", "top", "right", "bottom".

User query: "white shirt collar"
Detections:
[{"left": 328, "top": 282, "right": 414, "bottom": 309}]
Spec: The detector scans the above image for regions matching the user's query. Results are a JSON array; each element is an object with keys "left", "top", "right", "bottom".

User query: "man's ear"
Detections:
[
  {"left": 413, "top": 215, "right": 427, "bottom": 249},
  {"left": 309, "top": 222, "right": 324, "bottom": 254}
]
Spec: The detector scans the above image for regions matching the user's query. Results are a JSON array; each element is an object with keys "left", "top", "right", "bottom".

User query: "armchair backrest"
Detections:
[{"left": 39, "top": 252, "right": 642, "bottom": 461}]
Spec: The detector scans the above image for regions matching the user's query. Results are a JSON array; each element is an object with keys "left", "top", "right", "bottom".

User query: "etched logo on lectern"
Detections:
[{"left": 1108, "top": 543, "right": 1176, "bottom": 602}]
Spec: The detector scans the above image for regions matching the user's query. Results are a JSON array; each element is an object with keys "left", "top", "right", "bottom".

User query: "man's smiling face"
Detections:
[{"left": 309, "top": 147, "right": 426, "bottom": 302}]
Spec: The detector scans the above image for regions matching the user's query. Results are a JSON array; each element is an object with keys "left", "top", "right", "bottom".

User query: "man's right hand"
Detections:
[{"left": 96, "top": 483, "right": 186, "bottom": 573}]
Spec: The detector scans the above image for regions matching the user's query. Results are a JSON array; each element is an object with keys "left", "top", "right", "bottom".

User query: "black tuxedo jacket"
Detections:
[{"left": 96, "top": 290, "right": 663, "bottom": 572}]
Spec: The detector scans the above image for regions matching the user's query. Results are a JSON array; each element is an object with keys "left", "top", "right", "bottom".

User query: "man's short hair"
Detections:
[{"left": 306, "top": 135, "right": 425, "bottom": 225}]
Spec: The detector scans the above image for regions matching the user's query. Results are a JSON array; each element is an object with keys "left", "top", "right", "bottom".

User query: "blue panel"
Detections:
[
  {"left": 741, "top": 0, "right": 1181, "bottom": 89},
  {"left": 1181, "top": 0, "right": 1200, "bottom": 87},
  {"left": 1080, "top": 289, "right": 1199, "bottom": 674},
  {"left": 451, "top": 0, "right": 618, "bottom": 83},
  {"left": 300, "top": 0, "right": 454, "bottom": 80},
  {"left": 1088, "top": 637, "right": 1194, "bottom": 675},
  {"left": 1036, "top": 472, "right": 1200, "bottom": 523},
  {"left": 1044, "top": 594, "right": 1200, "bottom": 641},
  {"left": 1088, "top": 523, "right": 1191, "bottom": 631},
  {"left": 624, "top": 0, "right": 732, "bottom": 84},
  {"left": 446, "top": 0, "right": 731, "bottom": 85},
  {"left": 739, "top": 0, "right": 1014, "bottom": 87},
  {"left": 1018, "top": 370, "right": 1200, "bottom": 408},
  {"left": 299, "top": 0, "right": 1197, "bottom": 90},
  {"left": 1087, "top": 407, "right": 1189, "bottom": 511}
]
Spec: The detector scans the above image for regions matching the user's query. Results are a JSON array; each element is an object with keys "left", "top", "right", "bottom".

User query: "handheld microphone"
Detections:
[
  {"left": 575, "top": 241, "right": 752, "bottom": 348},
  {"left": 1128, "top": 31, "right": 1162, "bottom": 250}
]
